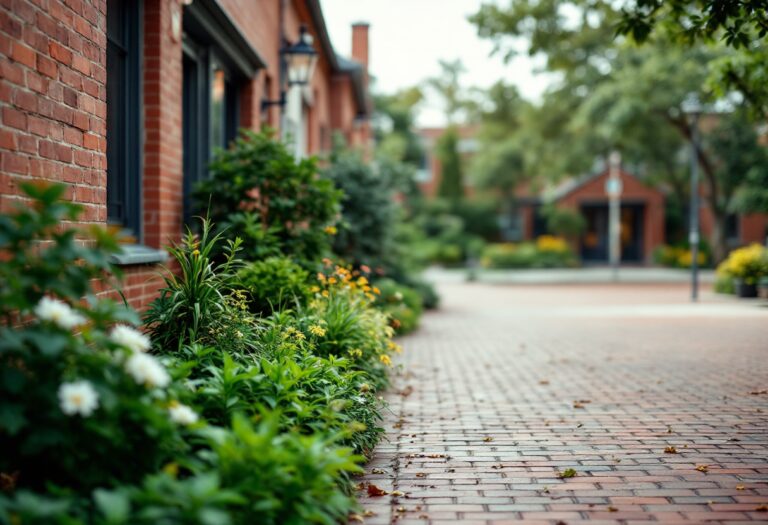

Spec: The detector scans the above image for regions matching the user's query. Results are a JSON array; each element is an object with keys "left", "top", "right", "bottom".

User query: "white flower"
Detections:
[
  {"left": 110, "top": 325, "right": 151, "bottom": 353},
  {"left": 35, "top": 297, "right": 86, "bottom": 330},
  {"left": 169, "top": 402, "right": 199, "bottom": 425},
  {"left": 58, "top": 380, "right": 99, "bottom": 417},
  {"left": 124, "top": 352, "right": 170, "bottom": 388}
]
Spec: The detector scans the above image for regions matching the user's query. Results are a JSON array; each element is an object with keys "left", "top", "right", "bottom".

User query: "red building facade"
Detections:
[{"left": 0, "top": 0, "right": 371, "bottom": 309}]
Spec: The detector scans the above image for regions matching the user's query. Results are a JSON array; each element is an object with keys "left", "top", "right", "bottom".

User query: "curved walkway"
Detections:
[{"left": 356, "top": 282, "right": 768, "bottom": 524}]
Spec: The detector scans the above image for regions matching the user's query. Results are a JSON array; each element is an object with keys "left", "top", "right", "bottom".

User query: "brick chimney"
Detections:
[{"left": 351, "top": 22, "right": 369, "bottom": 70}]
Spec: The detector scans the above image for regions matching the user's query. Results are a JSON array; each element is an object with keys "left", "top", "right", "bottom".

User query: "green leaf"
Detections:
[{"left": 94, "top": 488, "right": 131, "bottom": 524}]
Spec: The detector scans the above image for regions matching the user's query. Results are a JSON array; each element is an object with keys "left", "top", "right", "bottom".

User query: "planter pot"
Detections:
[
  {"left": 759, "top": 278, "right": 768, "bottom": 299},
  {"left": 733, "top": 279, "right": 758, "bottom": 298}
]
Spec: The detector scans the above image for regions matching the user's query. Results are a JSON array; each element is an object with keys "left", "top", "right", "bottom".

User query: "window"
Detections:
[
  {"left": 180, "top": 0, "right": 265, "bottom": 223},
  {"left": 182, "top": 43, "right": 241, "bottom": 222},
  {"left": 106, "top": 0, "right": 142, "bottom": 237}
]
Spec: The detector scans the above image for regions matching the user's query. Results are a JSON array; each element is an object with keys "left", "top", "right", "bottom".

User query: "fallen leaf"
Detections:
[
  {"left": 664, "top": 446, "right": 678, "bottom": 454},
  {"left": 483, "top": 436, "right": 494, "bottom": 442},
  {"left": 349, "top": 514, "right": 364, "bottom": 522},
  {"left": 557, "top": 468, "right": 577, "bottom": 479},
  {"left": 539, "top": 379, "right": 550, "bottom": 385},
  {"left": 415, "top": 472, "right": 426, "bottom": 478},
  {"left": 366, "top": 484, "right": 388, "bottom": 497},
  {"left": 695, "top": 465, "right": 709, "bottom": 473},
  {"left": 736, "top": 484, "right": 745, "bottom": 490},
  {"left": 573, "top": 402, "right": 585, "bottom": 409},
  {"left": 363, "top": 510, "right": 376, "bottom": 517},
  {"left": 371, "top": 468, "right": 386, "bottom": 474},
  {"left": 607, "top": 506, "right": 618, "bottom": 512},
  {"left": 399, "top": 385, "right": 414, "bottom": 397},
  {"left": 749, "top": 389, "right": 768, "bottom": 395},
  {"left": 418, "top": 514, "right": 429, "bottom": 519},
  {"left": 396, "top": 506, "right": 406, "bottom": 513},
  {"left": 756, "top": 504, "right": 768, "bottom": 512},
  {"left": 390, "top": 490, "right": 405, "bottom": 497}
]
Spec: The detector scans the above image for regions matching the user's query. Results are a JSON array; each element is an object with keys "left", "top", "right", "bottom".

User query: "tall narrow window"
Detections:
[
  {"left": 106, "top": 0, "right": 142, "bottom": 236},
  {"left": 180, "top": 0, "right": 264, "bottom": 223}
]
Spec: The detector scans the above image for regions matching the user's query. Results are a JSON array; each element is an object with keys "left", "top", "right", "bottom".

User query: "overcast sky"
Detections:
[{"left": 320, "top": 0, "right": 553, "bottom": 127}]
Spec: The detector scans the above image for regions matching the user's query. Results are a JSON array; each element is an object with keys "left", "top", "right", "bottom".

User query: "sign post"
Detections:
[{"left": 607, "top": 151, "right": 622, "bottom": 281}]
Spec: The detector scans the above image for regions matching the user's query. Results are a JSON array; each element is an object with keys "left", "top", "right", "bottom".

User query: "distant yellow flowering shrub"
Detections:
[
  {"left": 716, "top": 243, "right": 768, "bottom": 284},
  {"left": 535, "top": 235, "right": 569, "bottom": 253}
]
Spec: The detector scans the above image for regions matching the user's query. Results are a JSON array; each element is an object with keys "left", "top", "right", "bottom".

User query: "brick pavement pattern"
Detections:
[{"left": 355, "top": 283, "right": 768, "bottom": 525}]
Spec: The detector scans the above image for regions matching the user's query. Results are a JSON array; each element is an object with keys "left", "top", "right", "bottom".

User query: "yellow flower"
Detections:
[
  {"left": 356, "top": 276, "right": 368, "bottom": 286},
  {"left": 348, "top": 348, "right": 363, "bottom": 358},
  {"left": 317, "top": 273, "right": 326, "bottom": 282},
  {"left": 321, "top": 290, "right": 329, "bottom": 298},
  {"left": 310, "top": 285, "right": 321, "bottom": 293},
  {"left": 328, "top": 277, "right": 338, "bottom": 285},
  {"left": 372, "top": 286, "right": 381, "bottom": 295},
  {"left": 365, "top": 292, "right": 375, "bottom": 301},
  {"left": 309, "top": 325, "right": 327, "bottom": 337},
  {"left": 536, "top": 235, "right": 569, "bottom": 253},
  {"left": 192, "top": 249, "right": 200, "bottom": 257},
  {"left": 388, "top": 341, "right": 403, "bottom": 354},
  {"left": 324, "top": 225, "right": 337, "bottom": 235},
  {"left": 379, "top": 354, "right": 392, "bottom": 366}
]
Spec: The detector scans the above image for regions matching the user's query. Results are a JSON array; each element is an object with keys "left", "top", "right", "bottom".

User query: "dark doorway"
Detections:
[{"left": 580, "top": 203, "right": 645, "bottom": 263}]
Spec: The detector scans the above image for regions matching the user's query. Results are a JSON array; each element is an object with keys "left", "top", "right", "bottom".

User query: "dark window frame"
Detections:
[
  {"left": 106, "top": 0, "right": 143, "bottom": 238},
  {"left": 181, "top": 0, "right": 261, "bottom": 224}
]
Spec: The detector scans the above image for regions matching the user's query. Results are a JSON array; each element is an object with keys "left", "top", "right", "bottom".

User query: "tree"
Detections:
[
  {"left": 427, "top": 59, "right": 467, "bottom": 124},
  {"left": 436, "top": 127, "right": 464, "bottom": 203},
  {"left": 617, "top": 1, "right": 768, "bottom": 120},
  {"left": 469, "top": 0, "right": 764, "bottom": 260}
]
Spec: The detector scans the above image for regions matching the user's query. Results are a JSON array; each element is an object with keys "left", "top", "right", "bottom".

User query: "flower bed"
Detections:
[
  {"left": 0, "top": 134, "right": 422, "bottom": 524},
  {"left": 481, "top": 236, "right": 578, "bottom": 269}
]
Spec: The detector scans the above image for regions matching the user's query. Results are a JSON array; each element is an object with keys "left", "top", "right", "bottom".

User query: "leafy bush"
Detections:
[
  {"left": 715, "top": 243, "right": 768, "bottom": 286},
  {"left": 236, "top": 257, "right": 310, "bottom": 315},
  {"left": 193, "top": 129, "right": 341, "bottom": 267},
  {"left": 0, "top": 183, "right": 193, "bottom": 501},
  {"left": 653, "top": 243, "right": 710, "bottom": 268},
  {"left": 542, "top": 206, "right": 586, "bottom": 239},
  {"left": 373, "top": 278, "right": 424, "bottom": 334},
  {"left": 324, "top": 151, "right": 398, "bottom": 272},
  {"left": 481, "top": 236, "right": 577, "bottom": 268}
]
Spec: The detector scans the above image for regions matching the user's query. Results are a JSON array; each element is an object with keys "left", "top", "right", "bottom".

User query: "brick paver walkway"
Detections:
[{"left": 356, "top": 283, "right": 768, "bottom": 524}]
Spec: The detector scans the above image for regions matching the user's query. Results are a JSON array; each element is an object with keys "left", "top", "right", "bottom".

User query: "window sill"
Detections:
[{"left": 109, "top": 244, "right": 168, "bottom": 266}]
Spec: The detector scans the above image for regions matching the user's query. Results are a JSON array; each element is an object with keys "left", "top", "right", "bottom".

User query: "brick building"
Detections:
[{"left": 0, "top": 0, "right": 371, "bottom": 309}]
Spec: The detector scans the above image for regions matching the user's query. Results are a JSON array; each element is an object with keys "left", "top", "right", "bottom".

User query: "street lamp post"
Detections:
[
  {"left": 682, "top": 94, "right": 702, "bottom": 302},
  {"left": 607, "top": 151, "right": 622, "bottom": 281}
]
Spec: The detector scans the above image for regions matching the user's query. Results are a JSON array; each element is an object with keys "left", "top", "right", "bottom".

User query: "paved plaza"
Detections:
[{"left": 356, "top": 282, "right": 768, "bottom": 524}]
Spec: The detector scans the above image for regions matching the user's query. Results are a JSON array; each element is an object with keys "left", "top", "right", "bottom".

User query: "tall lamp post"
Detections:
[
  {"left": 607, "top": 151, "right": 622, "bottom": 281},
  {"left": 682, "top": 94, "right": 702, "bottom": 302}
]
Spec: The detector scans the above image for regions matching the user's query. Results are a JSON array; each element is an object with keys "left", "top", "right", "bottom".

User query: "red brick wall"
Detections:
[
  {"left": 0, "top": 0, "right": 107, "bottom": 222},
  {"left": 142, "top": 0, "right": 183, "bottom": 250}
]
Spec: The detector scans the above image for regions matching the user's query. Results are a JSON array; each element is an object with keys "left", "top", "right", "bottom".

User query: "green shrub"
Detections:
[
  {"left": 481, "top": 238, "right": 577, "bottom": 269},
  {"left": 193, "top": 129, "right": 341, "bottom": 267},
  {"left": 236, "top": 257, "right": 310, "bottom": 315},
  {"left": 324, "top": 151, "right": 398, "bottom": 272},
  {"left": 0, "top": 183, "right": 193, "bottom": 501},
  {"left": 373, "top": 278, "right": 424, "bottom": 334}
]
